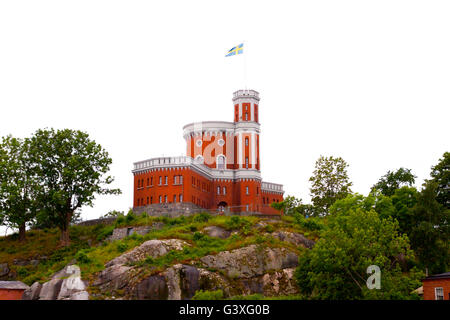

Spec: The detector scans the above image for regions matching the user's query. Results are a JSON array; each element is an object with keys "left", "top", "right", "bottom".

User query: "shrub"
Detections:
[
  {"left": 125, "top": 211, "right": 136, "bottom": 223},
  {"left": 116, "top": 242, "right": 128, "bottom": 253},
  {"left": 115, "top": 216, "right": 125, "bottom": 227},
  {"left": 192, "top": 289, "right": 224, "bottom": 300},
  {"left": 193, "top": 232, "right": 205, "bottom": 241},
  {"left": 193, "top": 212, "right": 211, "bottom": 223},
  {"left": 75, "top": 249, "right": 92, "bottom": 264},
  {"left": 96, "top": 225, "right": 114, "bottom": 242},
  {"left": 225, "top": 216, "right": 252, "bottom": 231},
  {"left": 264, "top": 224, "right": 275, "bottom": 233}
]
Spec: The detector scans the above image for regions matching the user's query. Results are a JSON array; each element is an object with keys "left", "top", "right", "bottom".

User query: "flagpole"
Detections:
[{"left": 243, "top": 41, "right": 247, "bottom": 90}]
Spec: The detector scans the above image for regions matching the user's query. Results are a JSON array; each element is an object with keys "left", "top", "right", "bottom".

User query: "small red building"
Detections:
[
  {"left": 132, "top": 89, "right": 284, "bottom": 215},
  {"left": 422, "top": 272, "right": 450, "bottom": 300},
  {"left": 0, "top": 281, "right": 29, "bottom": 300}
]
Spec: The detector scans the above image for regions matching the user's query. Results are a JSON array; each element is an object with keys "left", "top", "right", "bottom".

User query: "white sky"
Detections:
[{"left": 0, "top": 1, "right": 449, "bottom": 234}]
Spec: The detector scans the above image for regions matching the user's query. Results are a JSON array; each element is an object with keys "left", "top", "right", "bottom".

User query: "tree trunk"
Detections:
[
  {"left": 19, "top": 222, "right": 26, "bottom": 242},
  {"left": 60, "top": 212, "right": 72, "bottom": 246}
]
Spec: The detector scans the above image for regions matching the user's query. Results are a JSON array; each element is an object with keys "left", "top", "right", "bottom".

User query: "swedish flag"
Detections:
[{"left": 225, "top": 43, "right": 243, "bottom": 57}]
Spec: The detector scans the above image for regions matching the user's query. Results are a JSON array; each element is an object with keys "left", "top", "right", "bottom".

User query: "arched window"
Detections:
[{"left": 217, "top": 155, "right": 226, "bottom": 170}]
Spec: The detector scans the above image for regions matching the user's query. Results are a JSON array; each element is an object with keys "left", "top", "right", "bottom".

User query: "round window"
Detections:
[
  {"left": 196, "top": 140, "right": 203, "bottom": 147},
  {"left": 218, "top": 139, "right": 225, "bottom": 146}
]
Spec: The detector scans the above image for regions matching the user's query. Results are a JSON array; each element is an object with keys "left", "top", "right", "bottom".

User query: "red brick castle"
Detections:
[{"left": 132, "top": 89, "right": 284, "bottom": 215}]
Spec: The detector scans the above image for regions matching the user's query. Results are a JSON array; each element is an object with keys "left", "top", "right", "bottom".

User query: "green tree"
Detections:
[
  {"left": 0, "top": 136, "right": 38, "bottom": 241},
  {"left": 270, "top": 195, "right": 301, "bottom": 215},
  {"left": 309, "top": 155, "right": 352, "bottom": 215},
  {"left": 372, "top": 168, "right": 416, "bottom": 197},
  {"left": 429, "top": 152, "right": 449, "bottom": 209},
  {"left": 390, "top": 187, "right": 418, "bottom": 236},
  {"left": 409, "top": 181, "right": 449, "bottom": 274},
  {"left": 271, "top": 195, "right": 322, "bottom": 217},
  {"left": 29, "top": 128, "right": 121, "bottom": 246},
  {"left": 296, "top": 194, "right": 423, "bottom": 299}
]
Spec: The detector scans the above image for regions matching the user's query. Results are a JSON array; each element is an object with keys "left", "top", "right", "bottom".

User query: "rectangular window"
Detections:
[
  {"left": 217, "top": 186, "right": 220, "bottom": 195},
  {"left": 159, "top": 176, "right": 162, "bottom": 185},
  {"left": 223, "top": 186, "right": 226, "bottom": 195},
  {"left": 150, "top": 177, "right": 153, "bottom": 185},
  {"left": 246, "top": 186, "right": 249, "bottom": 195},
  {"left": 245, "top": 157, "right": 249, "bottom": 169},
  {"left": 174, "top": 176, "right": 178, "bottom": 185},
  {"left": 179, "top": 194, "right": 183, "bottom": 202},
  {"left": 180, "top": 175, "right": 183, "bottom": 184},
  {"left": 165, "top": 176, "right": 168, "bottom": 185},
  {"left": 173, "top": 194, "right": 177, "bottom": 203},
  {"left": 147, "top": 197, "right": 149, "bottom": 204},
  {"left": 246, "top": 204, "right": 249, "bottom": 211},
  {"left": 164, "top": 195, "right": 167, "bottom": 203},
  {"left": 150, "top": 196, "right": 153, "bottom": 204},
  {"left": 245, "top": 138, "right": 248, "bottom": 146},
  {"left": 435, "top": 287, "right": 444, "bottom": 300},
  {"left": 159, "top": 195, "right": 162, "bottom": 203}
]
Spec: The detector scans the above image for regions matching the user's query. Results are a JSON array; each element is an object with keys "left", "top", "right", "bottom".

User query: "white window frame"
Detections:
[
  {"left": 435, "top": 287, "right": 444, "bottom": 300},
  {"left": 216, "top": 154, "right": 226, "bottom": 170},
  {"left": 223, "top": 186, "right": 226, "bottom": 195},
  {"left": 217, "top": 186, "right": 221, "bottom": 195}
]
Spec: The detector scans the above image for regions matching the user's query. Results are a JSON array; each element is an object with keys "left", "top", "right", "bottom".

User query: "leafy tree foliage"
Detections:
[
  {"left": 271, "top": 195, "right": 322, "bottom": 218},
  {"left": 295, "top": 194, "right": 423, "bottom": 299},
  {"left": 429, "top": 152, "right": 449, "bottom": 209},
  {"left": 372, "top": 168, "right": 416, "bottom": 197},
  {"left": 309, "top": 156, "right": 352, "bottom": 215},
  {"left": 0, "top": 136, "right": 38, "bottom": 241},
  {"left": 28, "top": 128, "right": 121, "bottom": 246},
  {"left": 409, "top": 181, "right": 450, "bottom": 274}
]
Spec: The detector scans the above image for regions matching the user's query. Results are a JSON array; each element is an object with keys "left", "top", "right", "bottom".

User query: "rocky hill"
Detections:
[{"left": 0, "top": 212, "right": 318, "bottom": 300}]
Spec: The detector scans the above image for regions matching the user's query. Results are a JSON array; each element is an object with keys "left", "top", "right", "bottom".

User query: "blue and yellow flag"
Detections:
[{"left": 225, "top": 43, "right": 243, "bottom": 57}]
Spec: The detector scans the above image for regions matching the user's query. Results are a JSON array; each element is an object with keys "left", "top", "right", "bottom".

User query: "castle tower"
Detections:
[{"left": 232, "top": 89, "right": 260, "bottom": 171}]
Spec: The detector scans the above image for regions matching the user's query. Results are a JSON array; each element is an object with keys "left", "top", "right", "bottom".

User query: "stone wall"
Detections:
[
  {"left": 107, "top": 223, "right": 165, "bottom": 241},
  {"left": 133, "top": 202, "right": 212, "bottom": 217},
  {"left": 76, "top": 217, "right": 117, "bottom": 227}
]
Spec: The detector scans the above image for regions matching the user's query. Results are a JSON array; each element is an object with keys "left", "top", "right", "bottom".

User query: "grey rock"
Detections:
[
  {"left": 203, "top": 226, "right": 231, "bottom": 239},
  {"left": 0, "top": 263, "right": 9, "bottom": 277},
  {"left": 261, "top": 268, "right": 298, "bottom": 296},
  {"left": 13, "top": 259, "right": 29, "bottom": 266},
  {"left": 200, "top": 244, "right": 298, "bottom": 278},
  {"left": 162, "top": 264, "right": 199, "bottom": 300},
  {"left": 39, "top": 279, "right": 63, "bottom": 300},
  {"left": 106, "top": 239, "right": 188, "bottom": 267},
  {"left": 134, "top": 275, "right": 168, "bottom": 300},
  {"left": 272, "top": 231, "right": 315, "bottom": 249},
  {"left": 93, "top": 264, "right": 133, "bottom": 291},
  {"left": 22, "top": 282, "right": 42, "bottom": 300},
  {"left": 57, "top": 265, "right": 87, "bottom": 300},
  {"left": 62, "top": 290, "right": 89, "bottom": 300}
]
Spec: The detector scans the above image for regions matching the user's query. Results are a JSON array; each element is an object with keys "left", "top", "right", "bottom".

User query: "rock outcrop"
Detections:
[
  {"left": 94, "top": 239, "right": 189, "bottom": 293},
  {"left": 202, "top": 226, "right": 231, "bottom": 239},
  {"left": 199, "top": 244, "right": 298, "bottom": 278},
  {"left": 0, "top": 263, "right": 9, "bottom": 278},
  {"left": 22, "top": 282, "right": 42, "bottom": 300},
  {"left": 106, "top": 239, "right": 188, "bottom": 267},
  {"left": 271, "top": 231, "right": 315, "bottom": 249},
  {"left": 25, "top": 265, "right": 89, "bottom": 300}
]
